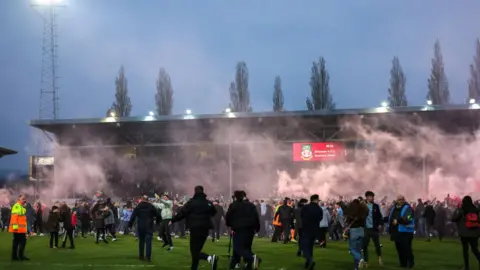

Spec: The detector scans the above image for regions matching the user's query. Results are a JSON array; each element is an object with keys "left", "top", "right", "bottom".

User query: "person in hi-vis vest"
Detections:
[{"left": 9, "top": 194, "right": 29, "bottom": 261}]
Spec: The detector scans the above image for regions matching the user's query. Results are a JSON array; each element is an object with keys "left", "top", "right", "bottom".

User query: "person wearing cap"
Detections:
[
  {"left": 387, "top": 194, "right": 415, "bottom": 268},
  {"left": 171, "top": 185, "right": 219, "bottom": 270},
  {"left": 128, "top": 195, "right": 162, "bottom": 263},
  {"left": 360, "top": 191, "right": 384, "bottom": 267}
]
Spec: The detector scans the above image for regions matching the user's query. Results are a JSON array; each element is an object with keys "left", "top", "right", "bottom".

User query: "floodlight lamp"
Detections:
[
  {"left": 225, "top": 108, "right": 232, "bottom": 113},
  {"left": 426, "top": 100, "right": 432, "bottom": 106},
  {"left": 380, "top": 101, "right": 388, "bottom": 108},
  {"left": 36, "top": 0, "right": 64, "bottom": 5},
  {"left": 472, "top": 104, "right": 480, "bottom": 110},
  {"left": 469, "top": 98, "right": 476, "bottom": 104},
  {"left": 109, "top": 111, "right": 116, "bottom": 117},
  {"left": 185, "top": 109, "right": 192, "bottom": 115},
  {"left": 149, "top": 111, "right": 154, "bottom": 116}
]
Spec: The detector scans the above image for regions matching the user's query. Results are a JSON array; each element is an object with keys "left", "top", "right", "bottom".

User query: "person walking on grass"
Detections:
[
  {"left": 129, "top": 195, "right": 162, "bottom": 263},
  {"left": 153, "top": 193, "right": 174, "bottom": 251},
  {"left": 452, "top": 195, "right": 480, "bottom": 270},
  {"left": 171, "top": 186, "right": 219, "bottom": 270}
]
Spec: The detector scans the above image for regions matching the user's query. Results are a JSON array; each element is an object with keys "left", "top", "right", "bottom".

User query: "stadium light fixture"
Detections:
[
  {"left": 472, "top": 104, "right": 480, "bottom": 109},
  {"left": 185, "top": 109, "right": 192, "bottom": 115},
  {"left": 426, "top": 100, "right": 432, "bottom": 106},
  {"left": 149, "top": 111, "right": 155, "bottom": 116},
  {"left": 225, "top": 107, "right": 232, "bottom": 113},
  {"left": 469, "top": 98, "right": 476, "bottom": 104},
  {"left": 34, "top": 0, "right": 64, "bottom": 5},
  {"left": 109, "top": 111, "right": 116, "bottom": 117},
  {"left": 380, "top": 101, "right": 388, "bottom": 108}
]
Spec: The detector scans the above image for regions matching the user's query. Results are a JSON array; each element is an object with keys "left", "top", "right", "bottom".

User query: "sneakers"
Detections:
[
  {"left": 358, "top": 259, "right": 366, "bottom": 268},
  {"left": 167, "top": 246, "right": 174, "bottom": 252},
  {"left": 157, "top": 236, "right": 162, "bottom": 241},
  {"left": 378, "top": 257, "right": 383, "bottom": 266},
  {"left": 253, "top": 255, "right": 262, "bottom": 269},
  {"left": 210, "top": 254, "right": 218, "bottom": 270}
]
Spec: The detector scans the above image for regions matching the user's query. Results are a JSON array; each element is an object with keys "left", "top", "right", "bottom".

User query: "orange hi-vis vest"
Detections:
[
  {"left": 273, "top": 204, "right": 282, "bottom": 226},
  {"left": 9, "top": 202, "right": 27, "bottom": 234}
]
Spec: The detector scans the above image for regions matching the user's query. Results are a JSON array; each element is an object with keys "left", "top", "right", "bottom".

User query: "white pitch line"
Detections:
[{"left": 0, "top": 262, "right": 283, "bottom": 269}]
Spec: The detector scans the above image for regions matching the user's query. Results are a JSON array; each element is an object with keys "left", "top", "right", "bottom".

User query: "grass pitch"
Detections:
[{"left": 0, "top": 232, "right": 470, "bottom": 269}]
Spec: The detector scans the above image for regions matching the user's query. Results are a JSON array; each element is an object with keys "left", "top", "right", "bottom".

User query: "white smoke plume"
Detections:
[{"left": 2, "top": 111, "right": 480, "bottom": 204}]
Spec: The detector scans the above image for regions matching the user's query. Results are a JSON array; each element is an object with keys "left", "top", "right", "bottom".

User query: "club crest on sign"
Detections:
[{"left": 300, "top": 144, "right": 313, "bottom": 160}]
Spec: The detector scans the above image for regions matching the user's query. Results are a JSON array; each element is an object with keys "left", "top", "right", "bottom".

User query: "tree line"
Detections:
[{"left": 107, "top": 39, "right": 480, "bottom": 117}]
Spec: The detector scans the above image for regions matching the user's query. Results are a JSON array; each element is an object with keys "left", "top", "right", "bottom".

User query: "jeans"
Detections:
[
  {"left": 417, "top": 218, "right": 426, "bottom": 237},
  {"left": 349, "top": 227, "right": 365, "bottom": 266},
  {"left": 138, "top": 231, "right": 153, "bottom": 260}
]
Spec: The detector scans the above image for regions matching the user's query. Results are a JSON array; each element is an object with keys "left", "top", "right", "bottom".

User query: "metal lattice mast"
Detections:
[{"left": 38, "top": 5, "right": 59, "bottom": 120}]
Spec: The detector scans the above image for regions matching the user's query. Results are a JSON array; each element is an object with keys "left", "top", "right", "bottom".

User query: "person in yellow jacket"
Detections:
[
  {"left": 9, "top": 194, "right": 29, "bottom": 261},
  {"left": 271, "top": 202, "right": 283, "bottom": 242}
]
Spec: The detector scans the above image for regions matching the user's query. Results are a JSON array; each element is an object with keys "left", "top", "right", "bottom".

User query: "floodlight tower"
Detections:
[{"left": 32, "top": 0, "right": 64, "bottom": 120}]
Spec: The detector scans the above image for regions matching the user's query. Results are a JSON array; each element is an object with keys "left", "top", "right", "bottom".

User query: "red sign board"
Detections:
[{"left": 292, "top": 142, "right": 345, "bottom": 162}]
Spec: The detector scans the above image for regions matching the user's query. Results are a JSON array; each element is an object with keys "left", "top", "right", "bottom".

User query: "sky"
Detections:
[{"left": 1, "top": 0, "right": 480, "bottom": 171}]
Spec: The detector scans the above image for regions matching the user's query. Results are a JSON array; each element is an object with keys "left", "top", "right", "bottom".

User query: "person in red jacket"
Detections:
[{"left": 71, "top": 211, "right": 78, "bottom": 236}]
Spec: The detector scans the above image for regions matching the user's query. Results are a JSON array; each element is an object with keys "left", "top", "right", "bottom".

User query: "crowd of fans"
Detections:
[{"left": 0, "top": 192, "right": 469, "bottom": 242}]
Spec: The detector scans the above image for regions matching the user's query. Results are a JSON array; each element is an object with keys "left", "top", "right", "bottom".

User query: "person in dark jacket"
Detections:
[
  {"left": 171, "top": 186, "right": 219, "bottom": 270},
  {"left": 294, "top": 198, "right": 308, "bottom": 257},
  {"left": 300, "top": 194, "right": 323, "bottom": 270},
  {"left": 434, "top": 202, "right": 447, "bottom": 241},
  {"left": 128, "top": 195, "right": 162, "bottom": 263},
  {"left": 46, "top": 205, "right": 60, "bottom": 248},
  {"left": 78, "top": 202, "right": 91, "bottom": 238},
  {"left": 388, "top": 194, "right": 415, "bottom": 269},
  {"left": 345, "top": 198, "right": 369, "bottom": 270},
  {"left": 452, "top": 195, "right": 480, "bottom": 270},
  {"left": 59, "top": 203, "right": 75, "bottom": 249},
  {"left": 211, "top": 200, "right": 225, "bottom": 242},
  {"left": 25, "top": 202, "right": 35, "bottom": 235},
  {"left": 423, "top": 201, "right": 436, "bottom": 241},
  {"left": 91, "top": 201, "right": 107, "bottom": 244},
  {"left": 275, "top": 197, "right": 294, "bottom": 244},
  {"left": 362, "top": 191, "right": 384, "bottom": 267},
  {"left": 415, "top": 199, "right": 426, "bottom": 237},
  {"left": 34, "top": 202, "right": 43, "bottom": 235},
  {"left": 225, "top": 190, "right": 261, "bottom": 270}
]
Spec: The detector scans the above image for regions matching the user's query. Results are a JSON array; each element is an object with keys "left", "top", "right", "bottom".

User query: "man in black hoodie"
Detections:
[
  {"left": 128, "top": 195, "right": 162, "bottom": 263},
  {"left": 300, "top": 194, "right": 323, "bottom": 270},
  {"left": 171, "top": 186, "right": 219, "bottom": 270},
  {"left": 225, "top": 190, "right": 261, "bottom": 270},
  {"left": 295, "top": 198, "right": 308, "bottom": 257},
  {"left": 276, "top": 197, "right": 294, "bottom": 244}
]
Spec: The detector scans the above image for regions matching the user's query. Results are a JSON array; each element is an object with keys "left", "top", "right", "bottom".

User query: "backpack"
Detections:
[{"left": 465, "top": 212, "right": 480, "bottom": 229}]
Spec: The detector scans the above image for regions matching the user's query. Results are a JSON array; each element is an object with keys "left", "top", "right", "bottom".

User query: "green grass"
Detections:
[{"left": 0, "top": 232, "right": 470, "bottom": 270}]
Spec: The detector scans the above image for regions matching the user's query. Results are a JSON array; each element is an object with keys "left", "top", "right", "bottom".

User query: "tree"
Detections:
[
  {"left": 272, "top": 76, "right": 284, "bottom": 112},
  {"left": 306, "top": 57, "right": 335, "bottom": 111},
  {"left": 110, "top": 66, "right": 132, "bottom": 117},
  {"left": 387, "top": 57, "right": 408, "bottom": 107},
  {"left": 229, "top": 62, "right": 252, "bottom": 112},
  {"left": 427, "top": 40, "right": 450, "bottom": 105},
  {"left": 468, "top": 39, "right": 480, "bottom": 101},
  {"left": 155, "top": 68, "right": 174, "bottom": 115}
]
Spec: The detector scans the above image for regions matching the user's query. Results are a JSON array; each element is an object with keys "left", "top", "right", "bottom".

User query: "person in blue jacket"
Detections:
[{"left": 387, "top": 194, "right": 415, "bottom": 269}]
